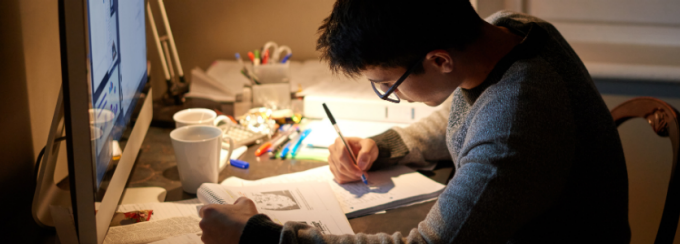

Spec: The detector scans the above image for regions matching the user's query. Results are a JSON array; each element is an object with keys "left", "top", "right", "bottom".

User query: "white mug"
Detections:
[
  {"left": 173, "top": 108, "right": 234, "bottom": 161},
  {"left": 173, "top": 108, "right": 230, "bottom": 128},
  {"left": 170, "top": 125, "right": 226, "bottom": 194}
]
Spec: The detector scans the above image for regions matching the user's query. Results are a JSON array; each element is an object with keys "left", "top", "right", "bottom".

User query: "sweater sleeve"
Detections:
[
  {"left": 239, "top": 214, "right": 282, "bottom": 244},
  {"left": 369, "top": 94, "right": 453, "bottom": 170}
]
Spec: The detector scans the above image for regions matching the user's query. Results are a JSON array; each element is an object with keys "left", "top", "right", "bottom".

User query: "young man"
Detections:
[{"left": 199, "top": 0, "right": 631, "bottom": 243}]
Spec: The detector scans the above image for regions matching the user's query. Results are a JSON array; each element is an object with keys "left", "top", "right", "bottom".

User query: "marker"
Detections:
[
  {"left": 322, "top": 103, "right": 368, "bottom": 185},
  {"left": 279, "top": 141, "right": 292, "bottom": 159},
  {"left": 235, "top": 53, "right": 245, "bottom": 67},
  {"left": 247, "top": 52, "right": 255, "bottom": 63},
  {"left": 254, "top": 50, "right": 261, "bottom": 66},
  {"left": 254, "top": 142, "right": 272, "bottom": 156},
  {"left": 270, "top": 126, "right": 298, "bottom": 150},
  {"left": 291, "top": 129, "right": 312, "bottom": 158},
  {"left": 236, "top": 53, "right": 255, "bottom": 85},
  {"left": 279, "top": 124, "right": 292, "bottom": 132},
  {"left": 280, "top": 53, "right": 292, "bottom": 63},
  {"left": 262, "top": 49, "right": 270, "bottom": 64},
  {"left": 229, "top": 159, "right": 249, "bottom": 169},
  {"left": 269, "top": 136, "right": 289, "bottom": 152},
  {"left": 279, "top": 130, "right": 302, "bottom": 159}
]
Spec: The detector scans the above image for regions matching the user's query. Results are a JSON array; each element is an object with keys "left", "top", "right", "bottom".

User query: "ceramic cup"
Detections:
[
  {"left": 173, "top": 108, "right": 234, "bottom": 163},
  {"left": 170, "top": 125, "right": 228, "bottom": 194},
  {"left": 172, "top": 108, "right": 230, "bottom": 128}
]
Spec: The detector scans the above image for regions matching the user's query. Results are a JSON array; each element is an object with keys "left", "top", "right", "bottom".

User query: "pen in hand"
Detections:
[{"left": 322, "top": 103, "right": 368, "bottom": 185}]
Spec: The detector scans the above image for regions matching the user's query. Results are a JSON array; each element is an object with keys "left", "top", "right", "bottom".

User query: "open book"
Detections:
[
  {"left": 220, "top": 165, "right": 446, "bottom": 218},
  {"left": 197, "top": 182, "right": 354, "bottom": 235}
]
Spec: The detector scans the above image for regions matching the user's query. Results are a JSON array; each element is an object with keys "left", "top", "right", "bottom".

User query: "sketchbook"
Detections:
[
  {"left": 197, "top": 182, "right": 354, "bottom": 235},
  {"left": 220, "top": 165, "right": 446, "bottom": 218}
]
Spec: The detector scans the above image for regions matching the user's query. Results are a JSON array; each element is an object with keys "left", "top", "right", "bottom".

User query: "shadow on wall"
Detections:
[
  {"left": 0, "top": 0, "right": 53, "bottom": 242},
  {"left": 145, "top": 0, "right": 336, "bottom": 100}
]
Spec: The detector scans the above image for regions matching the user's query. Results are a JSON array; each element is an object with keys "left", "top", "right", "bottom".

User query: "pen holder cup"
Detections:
[
  {"left": 253, "top": 62, "right": 290, "bottom": 84},
  {"left": 252, "top": 83, "right": 291, "bottom": 110}
]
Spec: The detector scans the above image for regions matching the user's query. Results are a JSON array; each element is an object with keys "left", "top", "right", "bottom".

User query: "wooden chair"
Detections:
[{"left": 611, "top": 97, "right": 680, "bottom": 244}]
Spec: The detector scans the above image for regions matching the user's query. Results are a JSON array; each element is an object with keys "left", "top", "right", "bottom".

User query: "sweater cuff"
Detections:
[
  {"left": 239, "top": 214, "right": 282, "bottom": 244},
  {"left": 369, "top": 129, "right": 409, "bottom": 170}
]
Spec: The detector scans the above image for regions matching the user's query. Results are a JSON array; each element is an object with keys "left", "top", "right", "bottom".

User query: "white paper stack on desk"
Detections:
[
  {"left": 197, "top": 181, "right": 354, "bottom": 235},
  {"left": 219, "top": 165, "right": 446, "bottom": 218},
  {"left": 185, "top": 60, "right": 331, "bottom": 103}
]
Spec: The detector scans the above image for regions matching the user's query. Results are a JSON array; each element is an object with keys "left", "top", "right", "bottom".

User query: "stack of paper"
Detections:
[
  {"left": 197, "top": 182, "right": 354, "bottom": 235},
  {"left": 186, "top": 60, "right": 333, "bottom": 103},
  {"left": 104, "top": 201, "right": 203, "bottom": 244},
  {"left": 302, "top": 118, "right": 408, "bottom": 148},
  {"left": 221, "top": 165, "right": 446, "bottom": 218}
]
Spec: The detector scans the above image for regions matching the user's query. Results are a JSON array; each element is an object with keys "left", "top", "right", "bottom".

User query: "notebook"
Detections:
[
  {"left": 220, "top": 165, "right": 446, "bottom": 218},
  {"left": 197, "top": 182, "right": 354, "bottom": 235}
]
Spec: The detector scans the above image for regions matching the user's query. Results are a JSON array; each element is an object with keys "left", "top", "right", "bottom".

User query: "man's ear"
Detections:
[{"left": 425, "top": 50, "right": 454, "bottom": 73}]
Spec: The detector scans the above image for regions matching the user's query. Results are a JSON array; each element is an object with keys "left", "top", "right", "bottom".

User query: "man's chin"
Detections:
[
  {"left": 424, "top": 100, "right": 444, "bottom": 107},
  {"left": 405, "top": 99, "right": 441, "bottom": 107}
]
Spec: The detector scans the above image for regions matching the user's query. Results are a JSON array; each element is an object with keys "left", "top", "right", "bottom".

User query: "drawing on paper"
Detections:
[
  {"left": 311, "top": 221, "right": 330, "bottom": 234},
  {"left": 297, "top": 221, "right": 330, "bottom": 234},
  {"left": 252, "top": 190, "right": 300, "bottom": 210}
]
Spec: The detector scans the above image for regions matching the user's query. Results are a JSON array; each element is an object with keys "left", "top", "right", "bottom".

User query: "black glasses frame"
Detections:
[{"left": 371, "top": 57, "right": 425, "bottom": 103}]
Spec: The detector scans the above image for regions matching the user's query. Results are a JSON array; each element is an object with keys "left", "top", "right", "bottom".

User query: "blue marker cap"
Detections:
[
  {"left": 230, "top": 159, "right": 249, "bottom": 169},
  {"left": 279, "top": 142, "right": 291, "bottom": 159}
]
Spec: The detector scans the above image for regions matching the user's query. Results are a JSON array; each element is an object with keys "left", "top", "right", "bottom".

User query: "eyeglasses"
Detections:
[{"left": 371, "top": 57, "right": 425, "bottom": 103}]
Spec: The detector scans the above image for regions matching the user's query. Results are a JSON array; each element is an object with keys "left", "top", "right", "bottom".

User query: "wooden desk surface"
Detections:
[{"left": 127, "top": 126, "right": 453, "bottom": 235}]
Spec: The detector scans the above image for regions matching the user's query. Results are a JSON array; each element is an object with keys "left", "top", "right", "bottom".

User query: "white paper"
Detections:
[
  {"left": 204, "top": 61, "right": 251, "bottom": 96},
  {"left": 185, "top": 67, "right": 236, "bottom": 102},
  {"left": 116, "top": 202, "right": 202, "bottom": 221},
  {"left": 103, "top": 216, "right": 201, "bottom": 244},
  {"left": 198, "top": 182, "right": 354, "bottom": 235},
  {"left": 302, "top": 119, "right": 409, "bottom": 148},
  {"left": 172, "top": 198, "right": 202, "bottom": 204},
  {"left": 148, "top": 233, "right": 202, "bottom": 244},
  {"left": 221, "top": 165, "right": 445, "bottom": 218}
]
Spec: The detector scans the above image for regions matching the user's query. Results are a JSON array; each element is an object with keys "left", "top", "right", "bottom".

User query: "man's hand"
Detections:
[
  {"left": 199, "top": 197, "right": 258, "bottom": 244},
  {"left": 328, "top": 137, "right": 379, "bottom": 184}
]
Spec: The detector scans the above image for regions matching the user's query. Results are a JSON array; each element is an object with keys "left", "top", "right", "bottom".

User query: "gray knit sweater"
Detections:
[{"left": 239, "top": 11, "right": 631, "bottom": 244}]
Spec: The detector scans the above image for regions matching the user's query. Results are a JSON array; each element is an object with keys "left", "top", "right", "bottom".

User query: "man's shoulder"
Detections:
[
  {"left": 485, "top": 56, "right": 563, "bottom": 97},
  {"left": 485, "top": 11, "right": 553, "bottom": 31}
]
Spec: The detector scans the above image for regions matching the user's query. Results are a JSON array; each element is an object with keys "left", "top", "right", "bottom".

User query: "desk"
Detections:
[{"left": 127, "top": 126, "right": 453, "bottom": 235}]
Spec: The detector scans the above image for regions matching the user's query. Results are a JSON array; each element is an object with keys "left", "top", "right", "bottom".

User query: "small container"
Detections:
[
  {"left": 252, "top": 62, "right": 290, "bottom": 84},
  {"left": 252, "top": 83, "right": 291, "bottom": 110}
]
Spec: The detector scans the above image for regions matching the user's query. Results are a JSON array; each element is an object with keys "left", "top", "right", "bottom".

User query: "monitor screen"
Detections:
[{"left": 86, "top": 0, "right": 147, "bottom": 188}]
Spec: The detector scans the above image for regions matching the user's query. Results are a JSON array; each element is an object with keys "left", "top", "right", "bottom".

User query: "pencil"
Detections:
[{"left": 322, "top": 103, "right": 368, "bottom": 185}]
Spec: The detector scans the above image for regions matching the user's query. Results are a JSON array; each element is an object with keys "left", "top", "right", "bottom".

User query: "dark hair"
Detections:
[{"left": 317, "top": 0, "right": 484, "bottom": 77}]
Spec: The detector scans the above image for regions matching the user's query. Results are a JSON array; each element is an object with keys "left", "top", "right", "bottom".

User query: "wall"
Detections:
[
  {"left": 145, "top": 0, "right": 336, "bottom": 99},
  {"left": 0, "top": 0, "right": 46, "bottom": 242},
  {"left": 21, "top": 0, "right": 62, "bottom": 160}
]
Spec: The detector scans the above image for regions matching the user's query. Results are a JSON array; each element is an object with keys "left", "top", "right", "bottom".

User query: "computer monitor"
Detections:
[{"left": 32, "top": 0, "right": 152, "bottom": 243}]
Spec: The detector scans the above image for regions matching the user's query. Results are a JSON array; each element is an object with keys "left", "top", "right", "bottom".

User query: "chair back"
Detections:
[{"left": 611, "top": 97, "right": 680, "bottom": 244}]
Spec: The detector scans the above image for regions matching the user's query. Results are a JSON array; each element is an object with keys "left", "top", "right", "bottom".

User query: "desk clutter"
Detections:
[
  {"left": 111, "top": 103, "right": 446, "bottom": 243},
  {"left": 107, "top": 165, "right": 445, "bottom": 244},
  {"left": 107, "top": 41, "right": 454, "bottom": 244}
]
